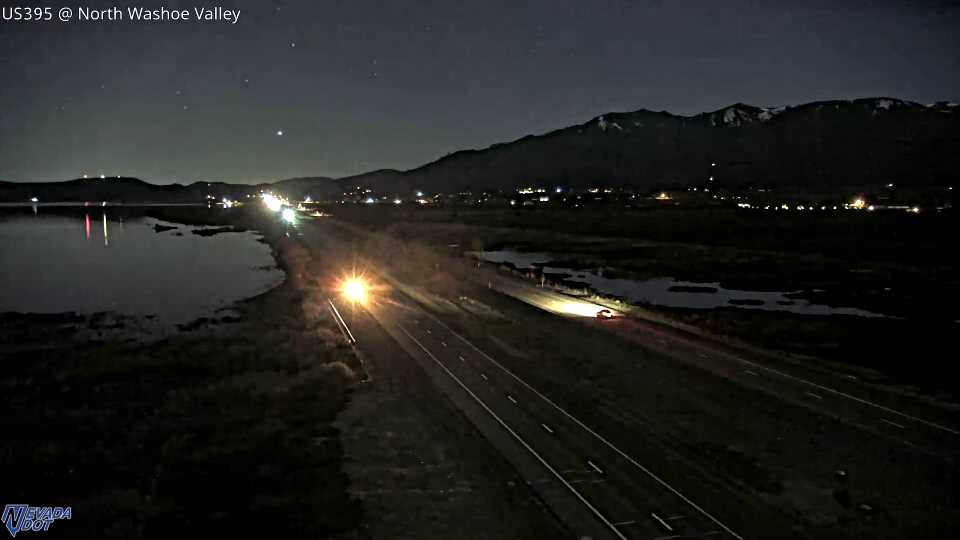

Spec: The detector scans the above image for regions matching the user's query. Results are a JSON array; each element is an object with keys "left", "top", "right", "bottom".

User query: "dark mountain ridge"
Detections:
[{"left": 2, "top": 97, "right": 957, "bottom": 202}]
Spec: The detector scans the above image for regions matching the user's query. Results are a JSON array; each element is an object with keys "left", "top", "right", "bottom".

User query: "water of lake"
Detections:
[
  {"left": 0, "top": 208, "right": 284, "bottom": 327},
  {"left": 472, "top": 249, "right": 887, "bottom": 318}
]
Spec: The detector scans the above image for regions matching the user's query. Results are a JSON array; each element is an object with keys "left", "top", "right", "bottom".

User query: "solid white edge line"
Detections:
[
  {"left": 422, "top": 311, "right": 745, "bottom": 540},
  {"left": 398, "top": 325, "right": 629, "bottom": 540},
  {"left": 725, "top": 354, "right": 960, "bottom": 436},
  {"left": 328, "top": 298, "right": 357, "bottom": 344}
]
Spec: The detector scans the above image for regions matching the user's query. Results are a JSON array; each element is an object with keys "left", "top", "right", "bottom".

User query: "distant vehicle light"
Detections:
[
  {"left": 30, "top": 197, "right": 38, "bottom": 203},
  {"left": 263, "top": 194, "right": 283, "bottom": 211},
  {"left": 596, "top": 309, "right": 614, "bottom": 320},
  {"left": 342, "top": 278, "right": 367, "bottom": 304}
]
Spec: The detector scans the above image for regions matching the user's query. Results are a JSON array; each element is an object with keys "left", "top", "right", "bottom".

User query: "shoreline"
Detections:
[{"left": 0, "top": 206, "right": 364, "bottom": 538}]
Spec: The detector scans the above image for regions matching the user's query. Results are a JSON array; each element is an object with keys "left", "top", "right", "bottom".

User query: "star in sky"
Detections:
[{"left": 276, "top": 130, "right": 284, "bottom": 136}]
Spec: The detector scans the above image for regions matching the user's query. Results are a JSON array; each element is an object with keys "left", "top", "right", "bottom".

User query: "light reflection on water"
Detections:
[
  {"left": 0, "top": 210, "right": 284, "bottom": 326},
  {"left": 472, "top": 249, "right": 887, "bottom": 318}
]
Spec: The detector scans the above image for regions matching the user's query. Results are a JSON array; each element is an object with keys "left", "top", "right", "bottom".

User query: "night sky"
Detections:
[{"left": 1, "top": 0, "right": 957, "bottom": 184}]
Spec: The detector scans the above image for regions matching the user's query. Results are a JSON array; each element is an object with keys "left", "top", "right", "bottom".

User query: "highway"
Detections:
[
  {"left": 335, "top": 290, "right": 747, "bottom": 540},
  {"left": 297, "top": 214, "right": 960, "bottom": 539},
  {"left": 481, "top": 268, "right": 960, "bottom": 463}
]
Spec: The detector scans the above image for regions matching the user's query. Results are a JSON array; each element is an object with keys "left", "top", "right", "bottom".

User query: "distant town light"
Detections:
[
  {"left": 30, "top": 197, "right": 38, "bottom": 203},
  {"left": 364, "top": 197, "right": 375, "bottom": 204},
  {"left": 910, "top": 206, "right": 920, "bottom": 214},
  {"left": 655, "top": 192, "right": 671, "bottom": 200},
  {"left": 303, "top": 196, "right": 312, "bottom": 203},
  {"left": 393, "top": 198, "right": 402, "bottom": 204},
  {"left": 100, "top": 174, "right": 105, "bottom": 179},
  {"left": 851, "top": 197, "right": 866, "bottom": 209},
  {"left": 416, "top": 191, "right": 424, "bottom": 197}
]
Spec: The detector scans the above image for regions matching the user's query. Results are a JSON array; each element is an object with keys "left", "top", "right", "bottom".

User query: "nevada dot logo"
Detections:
[{"left": 2, "top": 505, "right": 72, "bottom": 537}]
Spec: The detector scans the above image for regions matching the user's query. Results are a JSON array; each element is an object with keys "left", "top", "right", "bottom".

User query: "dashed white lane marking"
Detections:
[
  {"left": 422, "top": 313, "right": 745, "bottom": 540},
  {"left": 745, "top": 370, "right": 759, "bottom": 376},
  {"left": 458, "top": 355, "right": 466, "bottom": 362},
  {"left": 425, "top": 328, "right": 431, "bottom": 334},
  {"left": 440, "top": 340, "right": 447, "bottom": 347},
  {"left": 587, "top": 460, "right": 604, "bottom": 474},
  {"left": 480, "top": 373, "right": 488, "bottom": 381},
  {"left": 398, "top": 326, "right": 629, "bottom": 540},
  {"left": 507, "top": 395, "right": 518, "bottom": 404},
  {"left": 541, "top": 423, "right": 555, "bottom": 434},
  {"left": 881, "top": 418, "right": 905, "bottom": 429},
  {"left": 651, "top": 512, "right": 674, "bottom": 532},
  {"left": 699, "top": 353, "right": 710, "bottom": 359},
  {"left": 612, "top": 520, "right": 636, "bottom": 527},
  {"left": 805, "top": 391, "right": 823, "bottom": 400}
]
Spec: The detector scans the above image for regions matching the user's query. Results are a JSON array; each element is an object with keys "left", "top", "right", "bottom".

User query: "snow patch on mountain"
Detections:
[{"left": 758, "top": 106, "right": 785, "bottom": 121}]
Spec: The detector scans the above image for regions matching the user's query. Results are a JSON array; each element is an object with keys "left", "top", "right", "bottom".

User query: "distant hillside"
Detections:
[
  {"left": 387, "top": 97, "right": 960, "bottom": 196},
  {"left": 0, "top": 177, "right": 259, "bottom": 203},
  {"left": 2, "top": 97, "right": 957, "bottom": 202},
  {"left": 269, "top": 177, "right": 340, "bottom": 200}
]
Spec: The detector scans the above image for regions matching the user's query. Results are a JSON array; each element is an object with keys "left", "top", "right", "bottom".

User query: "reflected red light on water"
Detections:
[{"left": 85, "top": 214, "right": 91, "bottom": 241}]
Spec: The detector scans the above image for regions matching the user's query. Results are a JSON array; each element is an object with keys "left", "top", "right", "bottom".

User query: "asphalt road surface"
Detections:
[{"left": 295, "top": 214, "right": 960, "bottom": 539}]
